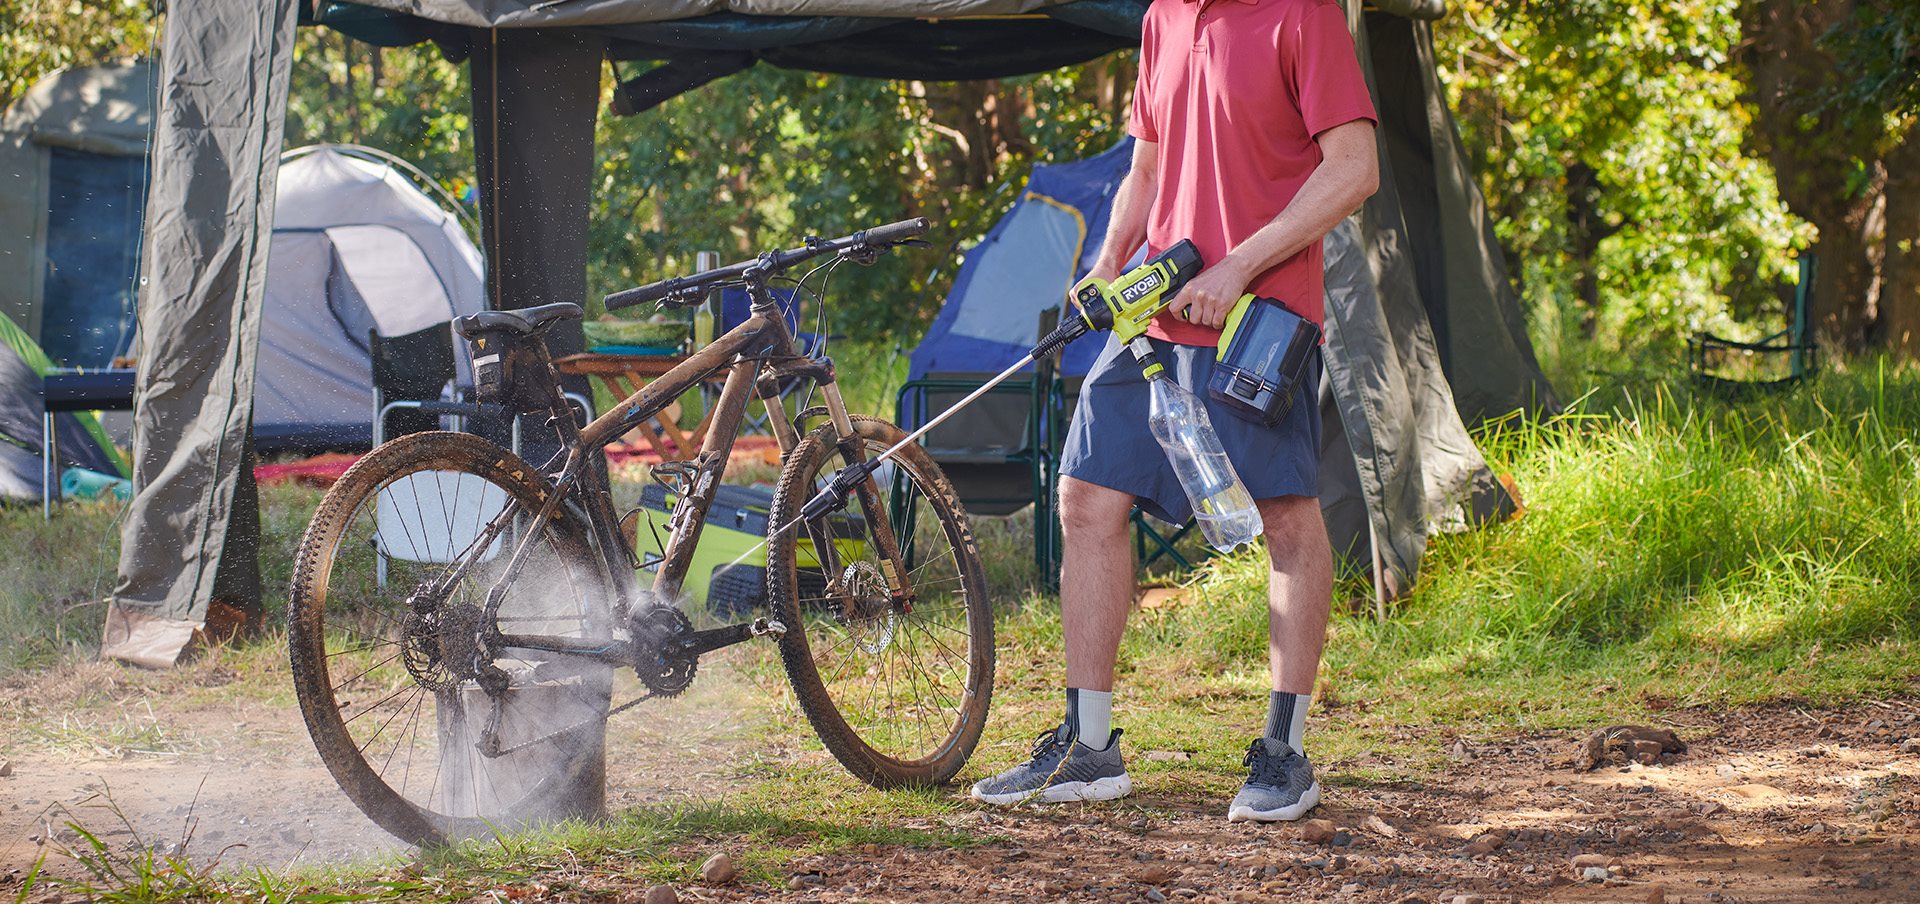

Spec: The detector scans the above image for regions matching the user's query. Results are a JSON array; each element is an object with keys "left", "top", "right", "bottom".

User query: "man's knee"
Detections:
[
  {"left": 1256, "top": 495, "right": 1325, "bottom": 548},
  {"left": 1059, "top": 477, "right": 1133, "bottom": 542}
]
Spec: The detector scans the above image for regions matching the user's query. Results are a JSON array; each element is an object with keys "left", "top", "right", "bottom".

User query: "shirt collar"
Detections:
[{"left": 1183, "top": 0, "right": 1259, "bottom": 5}]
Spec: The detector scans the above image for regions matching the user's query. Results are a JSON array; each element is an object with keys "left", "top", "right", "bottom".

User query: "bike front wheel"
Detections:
[
  {"left": 288, "top": 432, "right": 614, "bottom": 846},
  {"left": 767, "top": 416, "right": 994, "bottom": 788}
]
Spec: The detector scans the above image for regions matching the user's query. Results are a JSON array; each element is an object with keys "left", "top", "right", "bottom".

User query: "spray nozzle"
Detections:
[
  {"left": 1029, "top": 316, "right": 1089, "bottom": 361},
  {"left": 800, "top": 459, "right": 876, "bottom": 522}
]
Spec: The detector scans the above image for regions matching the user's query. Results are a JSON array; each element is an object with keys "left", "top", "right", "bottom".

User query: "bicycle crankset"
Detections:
[{"left": 628, "top": 604, "right": 698, "bottom": 696}]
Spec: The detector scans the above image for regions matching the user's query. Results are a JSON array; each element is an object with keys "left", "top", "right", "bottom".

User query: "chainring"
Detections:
[{"left": 628, "top": 604, "right": 697, "bottom": 696}]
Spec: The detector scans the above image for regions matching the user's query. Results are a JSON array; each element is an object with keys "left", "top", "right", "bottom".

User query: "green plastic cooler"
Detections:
[{"left": 632, "top": 483, "right": 866, "bottom": 616}]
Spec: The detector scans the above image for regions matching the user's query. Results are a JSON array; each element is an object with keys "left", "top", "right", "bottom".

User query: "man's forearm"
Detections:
[
  {"left": 1217, "top": 121, "right": 1379, "bottom": 286},
  {"left": 1092, "top": 141, "right": 1160, "bottom": 276}
]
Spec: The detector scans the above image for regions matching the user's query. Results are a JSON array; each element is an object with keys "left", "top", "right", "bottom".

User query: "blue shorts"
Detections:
[{"left": 1059, "top": 335, "right": 1321, "bottom": 524}]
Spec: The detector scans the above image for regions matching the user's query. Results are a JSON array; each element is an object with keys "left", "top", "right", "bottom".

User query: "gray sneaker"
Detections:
[
  {"left": 969, "top": 724, "right": 1131, "bottom": 805},
  {"left": 1227, "top": 737, "right": 1321, "bottom": 822}
]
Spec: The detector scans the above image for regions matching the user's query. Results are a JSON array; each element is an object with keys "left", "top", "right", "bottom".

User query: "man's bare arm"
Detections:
[
  {"left": 1175, "top": 120, "right": 1380, "bottom": 328},
  {"left": 1085, "top": 138, "right": 1160, "bottom": 286}
]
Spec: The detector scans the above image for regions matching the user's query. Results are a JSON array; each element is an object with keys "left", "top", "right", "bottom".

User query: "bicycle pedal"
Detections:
[{"left": 750, "top": 617, "right": 787, "bottom": 638}]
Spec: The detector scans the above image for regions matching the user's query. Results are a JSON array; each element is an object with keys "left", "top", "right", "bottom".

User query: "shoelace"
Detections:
[
  {"left": 1242, "top": 739, "right": 1293, "bottom": 788},
  {"left": 1029, "top": 727, "right": 1072, "bottom": 761}
]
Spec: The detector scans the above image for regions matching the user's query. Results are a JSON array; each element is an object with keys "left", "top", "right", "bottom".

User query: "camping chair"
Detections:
[
  {"left": 39, "top": 369, "right": 135, "bottom": 519},
  {"left": 896, "top": 308, "right": 1068, "bottom": 590},
  {"left": 369, "top": 324, "right": 593, "bottom": 587},
  {"left": 1688, "top": 254, "right": 1819, "bottom": 396},
  {"left": 370, "top": 324, "right": 593, "bottom": 449}
]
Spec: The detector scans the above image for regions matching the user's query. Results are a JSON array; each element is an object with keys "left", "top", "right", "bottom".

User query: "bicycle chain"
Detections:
[{"left": 480, "top": 690, "right": 658, "bottom": 758}]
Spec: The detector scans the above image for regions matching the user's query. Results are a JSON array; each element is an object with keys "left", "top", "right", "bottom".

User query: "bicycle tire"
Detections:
[
  {"left": 767, "top": 416, "right": 994, "bottom": 787},
  {"left": 288, "top": 432, "right": 613, "bottom": 846}
]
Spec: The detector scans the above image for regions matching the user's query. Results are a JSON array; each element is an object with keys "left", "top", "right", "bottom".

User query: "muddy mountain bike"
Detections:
[{"left": 288, "top": 218, "right": 993, "bottom": 846}]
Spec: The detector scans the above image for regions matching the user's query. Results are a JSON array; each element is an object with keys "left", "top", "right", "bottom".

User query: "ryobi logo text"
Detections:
[{"left": 1120, "top": 270, "right": 1164, "bottom": 305}]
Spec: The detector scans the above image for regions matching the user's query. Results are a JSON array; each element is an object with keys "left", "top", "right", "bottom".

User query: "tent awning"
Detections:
[{"left": 308, "top": 0, "right": 1146, "bottom": 79}]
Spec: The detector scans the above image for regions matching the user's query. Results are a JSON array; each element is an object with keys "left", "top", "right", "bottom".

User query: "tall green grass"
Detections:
[
  {"left": 1109, "top": 363, "right": 1918, "bottom": 739},
  {"left": 0, "top": 482, "right": 321, "bottom": 673}
]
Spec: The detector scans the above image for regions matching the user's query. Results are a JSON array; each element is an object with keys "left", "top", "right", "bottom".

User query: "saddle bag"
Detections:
[{"left": 463, "top": 330, "right": 548, "bottom": 411}]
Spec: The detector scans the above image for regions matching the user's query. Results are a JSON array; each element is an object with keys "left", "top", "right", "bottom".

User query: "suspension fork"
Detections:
[{"left": 818, "top": 379, "right": 918, "bottom": 604}]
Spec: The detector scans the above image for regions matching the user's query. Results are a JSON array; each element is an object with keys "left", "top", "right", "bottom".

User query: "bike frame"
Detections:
[{"left": 464, "top": 268, "right": 917, "bottom": 668}]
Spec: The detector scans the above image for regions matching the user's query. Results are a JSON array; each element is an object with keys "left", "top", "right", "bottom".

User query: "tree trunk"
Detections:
[
  {"left": 1565, "top": 161, "right": 1622, "bottom": 340},
  {"left": 1740, "top": 0, "right": 1883, "bottom": 354},
  {"left": 1878, "top": 135, "right": 1920, "bottom": 355}
]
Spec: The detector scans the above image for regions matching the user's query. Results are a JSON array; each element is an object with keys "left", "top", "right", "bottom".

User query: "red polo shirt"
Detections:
[{"left": 1129, "top": 0, "right": 1378, "bottom": 345}]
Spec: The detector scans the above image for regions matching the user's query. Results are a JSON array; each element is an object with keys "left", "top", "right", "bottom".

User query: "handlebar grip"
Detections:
[
  {"left": 858, "top": 217, "right": 929, "bottom": 246},
  {"left": 604, "top": 278, "right": 678, "bottom": 312}
]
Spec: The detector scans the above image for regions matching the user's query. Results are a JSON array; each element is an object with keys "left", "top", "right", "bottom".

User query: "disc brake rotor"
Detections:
[{"left": 839, "top": 560, "right": 896, "bottom": 655}]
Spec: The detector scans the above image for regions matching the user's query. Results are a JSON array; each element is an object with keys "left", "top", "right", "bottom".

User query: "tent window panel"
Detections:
[
  {"left": 41, "top": 147, "right": 146, "bottom": 368},
  {"left": 324, "top": 225, "right": 457, "bottom": 339},
  {"left": 947, "top": 193, "right": 1086, "bottom": 347}
]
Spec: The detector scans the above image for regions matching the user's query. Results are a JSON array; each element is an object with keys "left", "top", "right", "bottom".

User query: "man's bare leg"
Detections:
[
  {"left": 1259, "top": 494, "right": 1332, "bottom": 697},
  {"left": 1227, "top": 493, "right": 1332, "bottom": 822},
  {"left": 1058, "top": 475, "right": 1138, "bottom": 694},
  {"left": 969, "top": 475, "right": 1137, "bottom": 804}
]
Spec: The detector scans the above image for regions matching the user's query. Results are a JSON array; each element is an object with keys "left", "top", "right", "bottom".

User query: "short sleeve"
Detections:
[
  {"left": 1286, "top": 3, "right": 1379, "bottom": 139},
  {"left": 1127, "top": 14, "right": 1159, "bottom": 142}
]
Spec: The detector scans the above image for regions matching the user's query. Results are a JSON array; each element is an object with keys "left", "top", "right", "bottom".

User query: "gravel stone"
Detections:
[{"left": 701, "top": 852, "right": 736, "bottom": 884}]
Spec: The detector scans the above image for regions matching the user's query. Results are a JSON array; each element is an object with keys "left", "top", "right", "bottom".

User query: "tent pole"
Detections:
[{"left": 1369, "top": 521, "right": 1386, "bottom": 620}]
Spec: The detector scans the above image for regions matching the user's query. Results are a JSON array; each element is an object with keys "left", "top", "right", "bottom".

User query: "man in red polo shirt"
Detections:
[{"left": 971, "top": 0, "right": 1379, "bottom": 821}]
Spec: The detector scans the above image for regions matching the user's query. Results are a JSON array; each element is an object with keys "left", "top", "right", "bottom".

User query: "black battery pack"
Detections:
[{"left": 1208, "top": 295, "right": 1321, "bottom": 427}]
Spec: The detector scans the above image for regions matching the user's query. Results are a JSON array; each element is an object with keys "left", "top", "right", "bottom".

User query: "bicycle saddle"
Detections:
[{"left": 453, "top": 302, "right": 583, "bottom": 338}]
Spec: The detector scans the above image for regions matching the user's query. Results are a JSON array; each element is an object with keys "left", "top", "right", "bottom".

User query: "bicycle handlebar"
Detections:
[{"left": 604, "top": 217, "right": 929, "bottom": 311}]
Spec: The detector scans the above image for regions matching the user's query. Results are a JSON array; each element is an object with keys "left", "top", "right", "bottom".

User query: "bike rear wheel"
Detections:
[
  {"left": 288, "top": 432, "right": 613, "bottom": 845},
  {"left": 768, "top": 416, "right": 993, "bottom": 787}
]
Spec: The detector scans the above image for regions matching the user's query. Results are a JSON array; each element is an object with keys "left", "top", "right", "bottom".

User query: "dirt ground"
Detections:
[
  {"left": 786, "top": 700, "right": 1920, "bottom": 904},
  {"left": 1, "top": 656, "right": 1915, "bottom": 903}
]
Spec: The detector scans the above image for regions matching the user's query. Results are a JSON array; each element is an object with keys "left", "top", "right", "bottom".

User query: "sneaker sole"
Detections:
[
  {"left": 970, "top": 774, "right": 1132, "bottom": 806},
  {"left": 1226, "top": 781, "right": 1321, "bottom": 823}
]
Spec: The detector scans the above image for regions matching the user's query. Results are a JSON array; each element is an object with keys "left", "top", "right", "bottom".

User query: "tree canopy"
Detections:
[{"left": 5, "top": 1, "right": 1918, "bottom": 366}]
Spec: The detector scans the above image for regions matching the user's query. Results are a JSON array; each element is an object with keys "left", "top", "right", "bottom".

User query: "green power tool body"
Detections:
[{"left": 1030, "top": 239, "right": 1321, "bottom": 426}]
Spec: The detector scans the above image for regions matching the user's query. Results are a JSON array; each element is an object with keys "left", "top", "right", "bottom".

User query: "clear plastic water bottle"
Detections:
[{"left": 1147, "top": 376, "right": 1263, "bottom": 552}]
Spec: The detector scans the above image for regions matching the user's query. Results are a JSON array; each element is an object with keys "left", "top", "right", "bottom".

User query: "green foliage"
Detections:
[
  {"left": 1824, "top": 3, "right": 1920, "bottom": 120},
  {"left": 284, "top": 30, "right": 477, "bottom": 219},
  {"left": 1175, "top": 363, "right": 1920, "bottom": 720},
  {"left": 591, "top": 64, "right": 1130, "bottom": 340},
  {"left": 1437, "top": 1, "right": 1810, "bottom": 364},
  {"left": 0, "top": 0, "right": 156, "bottom": 107}
]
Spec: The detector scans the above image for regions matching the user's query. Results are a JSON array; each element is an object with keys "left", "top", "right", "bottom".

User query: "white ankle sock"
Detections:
[
  {"left": 1265, "top": 691, "right": 1311, "bottom": 756},
  {"left": 1066, "top": 688, "right": 1113, "bottom": 748}
]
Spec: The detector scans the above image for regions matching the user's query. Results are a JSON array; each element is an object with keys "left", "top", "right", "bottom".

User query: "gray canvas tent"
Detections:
[
  {"left": 0, "top": 311, "right": 128, "bottom": 502},
  {"left": 0, "top": 68, "right": 487, "bottom": 453},
  {"left": 0, "top": 62, "right": 151, "bottom": 370},
  {"left": 258, "top": 145, "right": 487, "bottom": 452},
  {"left": 103, "top": 0, "right": 1556, "bottom": 665}
]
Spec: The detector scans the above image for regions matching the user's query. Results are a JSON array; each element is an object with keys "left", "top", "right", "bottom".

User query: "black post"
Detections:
[{"left": 469, "top": 27, "right": 606, "bottom": 462}]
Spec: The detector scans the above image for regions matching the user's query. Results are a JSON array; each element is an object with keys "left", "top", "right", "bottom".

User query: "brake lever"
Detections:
[
  {"left": 658, "top": 287, "right": 709, "bottom": 310},
  {"left": 840, "top": 245, "right": 886, "bottom": 266}
]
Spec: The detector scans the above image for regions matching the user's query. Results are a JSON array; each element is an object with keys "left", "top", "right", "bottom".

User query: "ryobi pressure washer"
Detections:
[
  {"left": 794, "top": 238, "right": 1319, "bottom": 527},
  {"left": 1034, "top": 239, "right": 1322, "bottom": 426}
]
